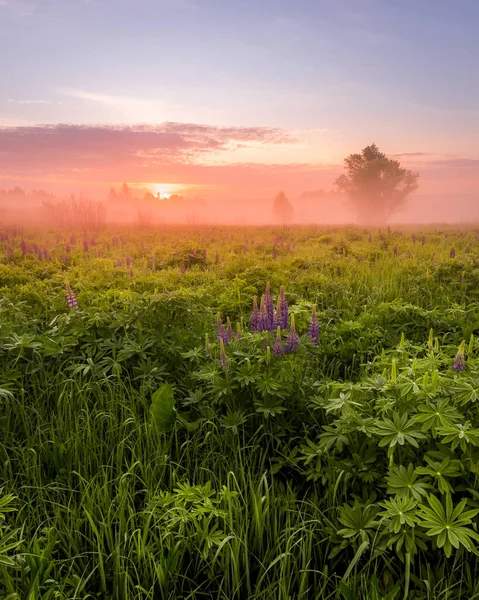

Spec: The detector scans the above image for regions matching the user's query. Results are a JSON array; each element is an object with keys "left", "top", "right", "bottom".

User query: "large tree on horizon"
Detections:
[
  {"left": 272, "top": 191, "right": 294, "bottom": 225},
  {"left": 334, "top": 143, "right": 419, "bottom": 225}
]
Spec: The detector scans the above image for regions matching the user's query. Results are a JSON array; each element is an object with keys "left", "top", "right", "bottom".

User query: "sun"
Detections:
[{"left": 150, "top": 183, "right": 176, "bottom": 199}]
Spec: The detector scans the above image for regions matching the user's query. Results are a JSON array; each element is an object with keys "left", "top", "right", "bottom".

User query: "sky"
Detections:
[{"left": 0, "top": 0, "right": 478, "bottom": 213}]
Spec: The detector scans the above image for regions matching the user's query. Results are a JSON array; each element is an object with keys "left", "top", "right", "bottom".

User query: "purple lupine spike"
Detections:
[
  {"left": 126, "top": 255, "right": 131, "bottom": 267},
  {"left": 116, "top": 258, "right": 123, "bottom": 267},
  {"left": 285, "top": 315, "right": 299, "bottom": 353},
  {"left": 277, "top": 285, "right": 288, "bottom": 329},
  {"left": 450, "top": 247, "right": 456, "bottom": 259},
  {"left": 66, "top": 283, "right": 78, "bottom": 310},
  {"left": 453, "top": 351, "right": 466, "bottom": 371},
  {"left": 219, "top": 338, "right": 229, "bottom": 370},
  {"left": 272, "top": 327, "right": 284, "bottom": 357},
  {"left": 225, "top": 317, "right": 234, "bottom": 343},
  {"left": 264, "top": 282, "right": 275, "bottom": 331},
  {"left": 250, "top": 296, "right": 260, "bottom": 332},
  {"left": 308, "top": 304, "right": 320, "bottom": 348},
  {"left": 65, "top": 244, "right": 71, "bottom": 253},
  {"left": 260, "top": 295, "right": 268, "bottom": 332},
  {"left": 421, "top": 235, "right": 426, "bottom": 246},
  {"left": 393, "top": 246, "right": 398, "bottom": 257},
  {"left": 217, "top": 312, "right": 226, "bottom": 342},
  {"left": 83, "top": 239, "right": 89, "bottom": 252}
]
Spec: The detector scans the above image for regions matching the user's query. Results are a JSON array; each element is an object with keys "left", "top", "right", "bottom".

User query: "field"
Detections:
[{"left": 1, "top": 225, "right": 479, "bottom": 599}]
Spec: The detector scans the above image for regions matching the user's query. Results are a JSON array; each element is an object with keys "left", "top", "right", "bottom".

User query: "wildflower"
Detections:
[
  {"left": 260, "top": 295, "right": 268, "bottom": 331},
  {"left": 65, "top": 244, "right": 71, "bottom": 253},
  {"left": 126, "top": 255, "right": 131, "bottom": 267},
  {"left": 308, "top": 304, "right": 320, "bottom": 348},
  {"left": 216, "top": 312, "right": 226, "bottom": 342},
  {"left": 274, "top": 285, "right": 289, "bottom": 330},
  {"left": 225, "top": 317, "right": 234, "bottom": 342},
  {"left": 466, "top": 246, "right": 471, "bottom": 254},
  {"left": 65, "top": 282, "right": 78, "bottom": 309},
  {"left": 452, "top": 341, "right": 466, "bottom": 372},
  {"left": 272, "top": 327, "right": 284, "bottom": 357},
  {"left": 285, "top": 314, "right": 299, "bottom": 353},
  {"left": 450, "top": 247, "right": 456, "bottom": 259},
  {"left": 421, "top": 235, "right": 426, "bottom": 246},
  {"left": 393, "top": 246, "right": 397, "bottom": 257},
  {"left": 263, "top": 282, "right": 275, "bottom": 331},
  {"left": 250, "top": 296, "right": 261, "bottom": 332},
  {"left": 83, "top": 239, "right": 89, "bottom": 252},
  {"left": 116, "top": 259, "right": 123, "bottom": 267},
  {"left": 219, "top": 338, "right": 229, "bottom": 370}
]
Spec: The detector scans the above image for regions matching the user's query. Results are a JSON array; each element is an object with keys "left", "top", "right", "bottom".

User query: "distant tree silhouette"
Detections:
[
  {"left": 272, "top": 191, "right": 294, "bottom": 224},
  {"left": 334, "top": 143, "right": 419, "bottom": 225}
]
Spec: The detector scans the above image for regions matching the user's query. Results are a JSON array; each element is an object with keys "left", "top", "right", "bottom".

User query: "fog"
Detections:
[{"left": 1, "top": 184, "right": 478, "bottom": 228}]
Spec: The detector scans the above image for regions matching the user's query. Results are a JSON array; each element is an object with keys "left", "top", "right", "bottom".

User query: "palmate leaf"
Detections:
[
  {"left": 150, "top": 383, "right": 177, "bottom": 433},
  {"left": 375, "top": 412, "right": 427, "bottom": 452},
  {"left": 418, "top": 494, "right": 479, "bottom": 557},
  {"left": 414, "top": 399, "right": 462, "bottom": 432},
  {"left": 386, "top": 464, "right": 430, "bottom": 501},
  {"left": 416, "top": 456, "right": 462, "bottom": 494},
  {"left": 437, "top": 421, "right": 479, "bottom": 452}
]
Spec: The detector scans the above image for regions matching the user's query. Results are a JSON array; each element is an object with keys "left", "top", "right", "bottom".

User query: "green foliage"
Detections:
[
  {"left": 1, "top": 224, "right": 479, "bottom": 599},
  {"left": 150, "top": 383, "right": 177, "bottom": 433}
]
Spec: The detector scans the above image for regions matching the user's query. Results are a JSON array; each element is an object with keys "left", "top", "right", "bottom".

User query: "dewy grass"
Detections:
[{"left": 1, "top": 225, "right": 479, "bottom": 598}]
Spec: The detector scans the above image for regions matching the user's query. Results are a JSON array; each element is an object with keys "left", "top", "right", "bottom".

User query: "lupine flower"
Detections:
[
  {"left": 450, "top": 247, "right": 456, "bottom": 259},
  {"left": 66, "top": 283, "right": 78, "bottom": 309},
  {"left": 126, "top": 256, "right": 131, "bottom": 267},
  {"left": 285, "top": 314, "right": 299, "bottom": 353},
  {"left": 250, "top": 296, "right": 261, "bottom": 332},
  {"left": 116, "top": 259, "right": 123, "bottom": 267},
  {"left": 393, "top": 246, "right": 398, "bottom": 257},
  {"left": 216, "top": 312, "right": 226, "bottom": 342},
  {"left": 308, "top": 304, "right": 320, "bottom": 348},
  {"left": 274, "top": 285, "right": 289, "bottom": 329},
  {"left": 219, "top": 338, "right": 229, "bottom": 370},
  {"left": 225, "top": 317, "right": 234, "bottom": 342},
  {"left": 421, "top": 235, "right": 426, "bottom": 246},
  {"left": 259, "top": 295, "right": 268, "bottom": 331},
  {"left": 452, "top": 341, "right": 466, "bottom": 372},
  {"left": 466, "top": 246, "right": 471, "bottom": 254},
  {"left": 65, "top": 244, "right": 71, "bottom": 253},
  {"left": 272, "top": 327, "right": 284, "bottom": 357},
  {"left": 263, "top": 282, "right": 275, "bottom": 331},
  {"left": 83, "top": 239, "right": 89, "bottom": 252}
]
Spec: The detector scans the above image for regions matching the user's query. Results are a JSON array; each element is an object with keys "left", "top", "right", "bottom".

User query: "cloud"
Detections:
[
  {"left": 0, "top": 122, "right": 303, "bottom": 183},
  {"left": 391, "top": 152, "right": 435, "bottom": 158},
  {"left": 429, "top": 158, "right": 479, "bottom": 169},
  {"left": 8, "top": 99, "right": 52, "bottom": 104}
]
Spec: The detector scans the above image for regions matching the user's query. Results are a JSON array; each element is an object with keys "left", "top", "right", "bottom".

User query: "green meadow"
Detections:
[{"left": 1, "top": 225, "right": 479, "bottom": 599}]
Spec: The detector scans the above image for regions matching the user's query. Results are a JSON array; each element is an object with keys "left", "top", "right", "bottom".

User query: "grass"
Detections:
[{"left": 1, "top": 224, "right": 479, "bottom": 599}]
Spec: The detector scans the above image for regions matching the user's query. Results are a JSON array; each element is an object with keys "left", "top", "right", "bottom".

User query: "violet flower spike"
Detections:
[
  {"left": 453, "top": 341, "right": 466, "bottom": 372},
  {"left": 66, "top": 284, "right": 78, "bottom": 310},
  {"left": 216, "top": 312, "right": 226, "bottom": 342},
  {"left": 285, "top": 314, "right": 299, "bottom": 353},
  {"left": 272, "top": 327, "right": 284, "bottom": 357},
  {"left": 263, "top": 282, "right": 275, "bottom": 331},
  {"left": 250, "top": 296, "right": 260, "bottom": 332},
  {"left": 219, "top": 338, "right": 229, "bottom": 370},
  {"left": 308, "top": 304, "right": 320, "bottom": 349}
]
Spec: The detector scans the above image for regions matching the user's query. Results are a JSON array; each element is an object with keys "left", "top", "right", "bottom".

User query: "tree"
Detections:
[
  {"left": 334, "top": 144, "right": 419, "bottom": 225},
  {"left": 272, "top": 191, "right": 294, "bottom": 225}
]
